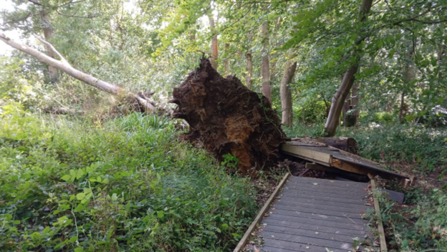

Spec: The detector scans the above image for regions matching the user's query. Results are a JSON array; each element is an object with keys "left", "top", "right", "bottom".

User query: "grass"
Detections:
[{"left": 0, "top": 103, "right": 258, "bottom": 251}]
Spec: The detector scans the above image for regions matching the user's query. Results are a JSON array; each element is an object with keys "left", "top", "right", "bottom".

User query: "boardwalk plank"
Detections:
[
  {"left": 261, "top": 231, "right": 353, "bottom": 250},
  {"left": 249, "top": 176, "right": 373, "bottom": 252},
  {"left": 269, "top": 206, "right": 366, "bottom": 220},
  {"left": 262, "top": 238, "right": 352, "bottom": 252},
  {"left": 262, "top": 218, "right": 369, "bottom": 237},
  {"left": 259, "top": 224, "right": 359, "bottom": 243},
  {"left": 274, "top": 198, "right": 370, "bottom": 211},
  {"left": 271, "top": 209, "right": 366, "bottom": 222},
  {"left": 272, "top": 200, "right": 368, "bottom": 215}
]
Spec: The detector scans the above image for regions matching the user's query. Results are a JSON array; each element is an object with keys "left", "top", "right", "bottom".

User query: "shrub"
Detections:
[
  {"left": 371, "top": 112, "right": 395, "bottom": 124},
  {"left": 0, "top": 103, "right": 257, "bottom": 251},
  {"left": 295, "top": 100, "right": 329, "bottom": 124}
]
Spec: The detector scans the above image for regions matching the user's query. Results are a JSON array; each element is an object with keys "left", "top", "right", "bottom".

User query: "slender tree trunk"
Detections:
[
  {"left": 398, "top": 90, "right": 406, "bottom": 122},
  {"left": 261, "top": 21, "right": 271, "bottom": 102},
  {"left": 208, "top": 15, "right": 218, "bottom": 70},
  {"left": 39, "top": 10, "right": 58, "bottom": 82},
  {"left": 0, "top": 33, "right": 155, "bottom": 112},
  {"left": 224, "top": 43, "right": 230, "bottom": 76},
  {"left": 323, "top": 0, "right": 373, "bottom": 136},
  {"left": 351, "top": 82, "right": 360, "bottom": 123},
  {"left": 245, "top": 30, "right": 253, "bottom": 89},
  {"left": 342, "top": 82, "right": 360, "bottom": 127},
  {"left": 342, "top": 98, "right": 349, "bottom": 126},
  {"left": 280, "top": 60, "right": 297, "bottom": 127},
  {"left": 399, "top": 55, "right": 415, "bottom": 123}
]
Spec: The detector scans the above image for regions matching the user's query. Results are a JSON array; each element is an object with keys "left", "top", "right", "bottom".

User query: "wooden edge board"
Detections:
[
  {"left": 281, "top": 144, "right": 332, "bottom": 164},
  {"left": 233, "top": 172, "right": 291, "bottom": 252},
  {"left": 369, "top": 177, "right": 388, "bottom": 252}
]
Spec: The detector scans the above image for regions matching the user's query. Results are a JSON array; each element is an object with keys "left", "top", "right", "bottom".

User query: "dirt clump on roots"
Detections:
[{"left": 170, "top": 58, "right": 286, "bottom": 176}]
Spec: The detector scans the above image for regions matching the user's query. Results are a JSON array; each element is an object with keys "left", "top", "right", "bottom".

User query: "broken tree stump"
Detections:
[{"left": 170, "top": 58, "right": 286, "bottom": 176}]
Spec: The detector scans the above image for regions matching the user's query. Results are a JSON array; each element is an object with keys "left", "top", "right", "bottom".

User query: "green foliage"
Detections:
[
  {"left": 376, "top": 188, "right": 447, "bottom": 251},
  {"left": 282, "top": 122, "right": 326, "bottom": 138},
  {"left": 0, "top": 104, "right": 257, "bottom": 251},
  {"left": 296, "top": 100, "right": 329, "bottom": 124},
  {"left": 371, "top": 112, "right": 395, "bottom": 124},
  {"left": 339, "top": 124, "right": 447, "bottom": 172},
  {"left": 221, "top": 154, "right": 239, "bottom": 173}
]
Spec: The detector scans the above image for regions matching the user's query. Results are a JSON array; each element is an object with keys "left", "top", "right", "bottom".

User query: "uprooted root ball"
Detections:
[{"left": 170, "top": 58, "right": 285, "bottom": 176}]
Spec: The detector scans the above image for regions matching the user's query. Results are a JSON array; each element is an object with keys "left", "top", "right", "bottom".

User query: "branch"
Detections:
[
  {"left": 28, "top": 0, "right": 42, "bottom": 6},
  {"left": 33, "top": 34, "right": 71, "bottom": 67},
  {"left": 56, "top": 10, "right": 99, "bottom": 19},
  {"left": 0, "top": 33, "right": 155, "bottom": 112}
]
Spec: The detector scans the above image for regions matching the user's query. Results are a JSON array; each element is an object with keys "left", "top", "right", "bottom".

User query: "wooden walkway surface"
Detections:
[{"left": 254, "top": 176, "right": 372, "bottom": 252}]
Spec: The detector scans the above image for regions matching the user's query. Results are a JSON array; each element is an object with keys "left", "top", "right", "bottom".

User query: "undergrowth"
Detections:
[{"left": 0, "top": 102, "right": 257, "bottom": 251}]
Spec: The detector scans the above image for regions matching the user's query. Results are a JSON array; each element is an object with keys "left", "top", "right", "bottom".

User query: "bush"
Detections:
[
  {"left": 371, "top": 112, "right": 395, "bottom": 124},
  {"left": 0, "top": 103, "right": 257, "bottom": 251},
  {"left": 295, "top": 100, "right": 329, "bottom": 124}
]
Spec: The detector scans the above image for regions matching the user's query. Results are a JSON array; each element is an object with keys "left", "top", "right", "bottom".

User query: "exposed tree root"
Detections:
[{"left": 171, "top": 58, "right": 285, "bottom": 176}]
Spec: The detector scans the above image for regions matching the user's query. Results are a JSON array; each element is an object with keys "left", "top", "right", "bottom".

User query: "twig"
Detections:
[{"left": 28, "top": 0, "right": 42, "bottom": 6}]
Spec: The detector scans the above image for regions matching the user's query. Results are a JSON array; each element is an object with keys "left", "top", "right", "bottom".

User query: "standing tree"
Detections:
[
  {"left": 261, "top": 19, "right": 271, "bottom": 102},
  {"left": 323, "top": 0, "right": 373, "bottom": 136},
  {"left": 280, "top": 56, "right": 297, "bottom": 127}
]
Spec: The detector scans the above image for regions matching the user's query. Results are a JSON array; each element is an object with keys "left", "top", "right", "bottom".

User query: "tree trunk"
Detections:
[
  {"left": 224, "top": 43, "right": 230, "bottom": 76},
  {"left": 398, "top": 90, "right": 405, "bottom": 123},
  {"left": 245, "top": 53, "right": 253, "bottom": 89},
  {"left": 0, "top": 33, "right": 155, "bottom": 112},
  {"left": 351, "top": 82, "right": 360, "bottom": 123},
  {"left": 280, "top": 59, "right": 297, "bottom": 127},
  {"left": 261, "top": 21, "right": 271, "bottom": 103},
  {"left": 399, "top": 46, "right": 416, "bottom": 123},
  {"left": 343, "top": 82, "right": 360, "bottom": 127},
  {"left": 39, "top": 10, "right": 59, "bottom": 83},
  {"left": 323, "top": 0, "right": 373, "bottom": 136},
  {"left": 208, "top": 15, "right": 218, "bottom": 70}
]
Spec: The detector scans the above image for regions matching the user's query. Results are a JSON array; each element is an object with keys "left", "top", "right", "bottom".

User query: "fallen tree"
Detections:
[
  {"left": 0, "top": 33, "right": 155, "bottom": 112},
  {"left": 171, "top": 58, "right": 286, "bottom": 176}
]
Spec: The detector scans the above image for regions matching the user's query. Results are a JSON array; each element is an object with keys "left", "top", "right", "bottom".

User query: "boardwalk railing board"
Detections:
[
  {"left": 369, "top": 175, "right": 388, "bottom": 252},
  {"left": 233, "top": 172, "right": 291, "bottom": 252}
]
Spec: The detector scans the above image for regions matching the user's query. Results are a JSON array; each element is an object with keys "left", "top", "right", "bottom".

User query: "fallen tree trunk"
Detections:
[
  {"left": 0, "top": 33, "right": 155, "bottom": 112},
  {"left": 171, "top": 58, "right": 285, "bottom": 176}
]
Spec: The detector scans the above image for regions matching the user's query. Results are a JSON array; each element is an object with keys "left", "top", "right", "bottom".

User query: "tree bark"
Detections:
[
  {"left": 280, "top": 59, "right": 297, "bottom": 127},
  {"left": 342, "top": 82, "right": 360, "bottom": 127},
  {"left": 245, "top": 53, "right": 253, "bottom": 89},
  {"left": 39, "top": 10, "right": 59, "bottom": 82},
  {"left": 0, "top": 33, "right": 155, "bottom": 112},
  {"left": 224, "top": 43, "right": 230, "bottom": 76},
  {"left": 261, "top": 21, "right": 271, "bottom": 103},
  {"left": 323, "top": 0, "right": 373, "bottom": 136},
  {"left": 208, "top": 15, "right": 218, "bottom": 70}
]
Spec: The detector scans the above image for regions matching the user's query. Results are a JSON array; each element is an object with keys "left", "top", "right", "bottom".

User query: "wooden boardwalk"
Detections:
[{"left": 254, "top": 176, "right": 372, "bottom": 252}]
